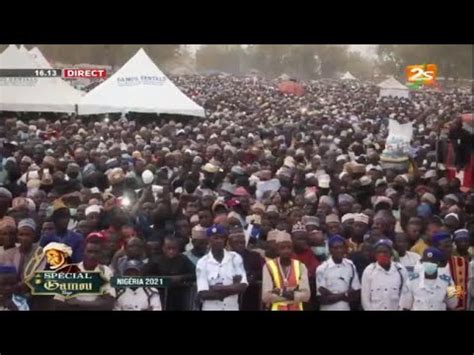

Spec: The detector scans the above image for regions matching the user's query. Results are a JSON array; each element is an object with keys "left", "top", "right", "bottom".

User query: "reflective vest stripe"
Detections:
[{"left": 266, "top": 259, "right": 303, "bottom": 311}]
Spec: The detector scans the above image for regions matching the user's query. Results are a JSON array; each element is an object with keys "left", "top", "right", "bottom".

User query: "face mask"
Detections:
[
  {"left": 312, "top": 246, "right": 326, "bottom": 256},
  {"left": 376, "top": 254, "right": 391, "bottom": 267},
  {"left": 69, "top": 208, "right": 77, "bottom": 217},
  {"left": 423, "top": 261, "right": 438, "bottom": 275}
]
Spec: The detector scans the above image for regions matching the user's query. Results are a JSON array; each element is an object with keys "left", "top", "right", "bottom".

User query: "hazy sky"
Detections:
[{"left": 187, "top": 45, "right": 377, "bottom": 58}]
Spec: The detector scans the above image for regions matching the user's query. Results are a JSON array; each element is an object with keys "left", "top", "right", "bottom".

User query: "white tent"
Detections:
[
  {"left": 29, "top": 47, "right": 52, "bottom": 68},
  {"left": 341, "top": 71, "right": 357, "bottom": 80},
  {"left": 78, "top": 48, "right": 205, "bottom": 117},
  {"left": 378, "top": 76, "right": 410, "bottom": 98},
  {"left": 19, "top": 45, "right": 28, "bottom": 53},
  {"left": 0, "top": 45, "right": 83, "bottom": 112},
  {"left": 0, "top": 45, "right": 18, "bottom": 60}
]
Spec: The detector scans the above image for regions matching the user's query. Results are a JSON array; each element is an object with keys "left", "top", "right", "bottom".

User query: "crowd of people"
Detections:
[{"left": 0, "top": 75, "right": 473, "bottom": 311}]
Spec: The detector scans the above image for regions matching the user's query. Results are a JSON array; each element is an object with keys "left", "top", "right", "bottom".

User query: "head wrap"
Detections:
[
  {"left": 444, "top": 213, "right": 459, "bottom": 222},
  {"left": 43, "top": 242, "right": 73, "bottom": 257},
  {"left": 108, "top": 168, "right": 125, "bottom": 185},
  {"left": 266, "top": 230, "right": 279, "bottom": 242},
  {"left": 325, "top": 214, "right": 340, "bottom": 225},
  {"left": 338, "top": 193, "right": 355, "bottom": 205},
  {"left": 18, "top": 218, "right": 36, "bottom": 231},
  {"left": 318, "top": 174, "right": 331, "bottom": 189},
  {"left": 319, "top": 195, "right": 335, "bottom": 208},
  {"left": 354, "top": 213, "right": 369, "bottom": 224},
  {"left": 251, "top": 202, "right": 265, "bottom": 214},
  {"left": 266, "top": 205, "right": 279, "bottom": 214},
  {"left": 373, "top": 196, "right": 393, "bottom": 209},
  {"left": 341, "top": 213, "right": 355, "bottom": 224},
  {"left": 302, "top": 216, "right": 319, "bottom": 227},
  {"left": 85, "top": 205, "right": 103, "bottom": 216},
  {"left": 275, "top": 231, "right": 292, "bottom": 244},
  {"left": 202, "top": 163, "right": 220, "bottom": 174},
  {"left": 453, "top": 229, "right": 469, "bottom": 241},
  {"left": 291, "top": 222, "right": 307, "bottom": 234},
  {"left": 444, "top": 194, "right": 459, "bottom": 204},
  {"left": 191, "top": 225, "right": 207, "bottom": 240},
  {"left": 421, "top": 192, "right": 436, "bottom": 205},
  {"left": 359, "top": 176, "right": 372, "bottom": 186}
]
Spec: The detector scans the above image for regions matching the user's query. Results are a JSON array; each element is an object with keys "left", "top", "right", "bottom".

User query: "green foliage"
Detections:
[{"left": 376, "top": 45, "right": 472, "bottom": 80}]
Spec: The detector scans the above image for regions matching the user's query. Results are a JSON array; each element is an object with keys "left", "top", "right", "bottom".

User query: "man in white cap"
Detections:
[
  {"left": 0, "top": 219, "right": 41, "bottom": 283},
  {"left": 262, "top": 230, "right": 310, "bottom": 311},
  {"left": 184, "top": 225, "right": 209, "bottom": 266},
  {"left": 85, "top": 204, "right": 102, "bottom": 232}
]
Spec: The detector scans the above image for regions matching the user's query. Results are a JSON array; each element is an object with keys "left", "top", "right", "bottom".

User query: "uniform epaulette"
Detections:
[
  {"left": 439, "top": 274, "right": 451, "bottom": 283},
  {"left": 408, "top": 272, "right": 419, "bottom": 281},
  {"left": 116, "top": 288, "right": 126, "bottom": 298},
  {"left": 144, "top": 287, "right": 160, "bottom": 297}
]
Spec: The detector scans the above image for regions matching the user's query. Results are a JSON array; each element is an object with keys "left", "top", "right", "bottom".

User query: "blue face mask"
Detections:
[
  {"left": 423, "top": 262, "right": 438, "bottom": 275},
  {"left": 312, "top": 246, "right": 326, "bottom": 256}
]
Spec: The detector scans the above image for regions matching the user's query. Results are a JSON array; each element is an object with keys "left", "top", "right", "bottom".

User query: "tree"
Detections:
[
  {"left": 5, "top": 45, "right": 182, "bottom": 69},
  {"left": 345, "top": 51, "right": 374, "bottom": 80},
  {"left": 195, "top": 45, "right": 249, "bottom": 74},
  {"left": 375, "top": 45, "right": 472, "bottom": 80}
]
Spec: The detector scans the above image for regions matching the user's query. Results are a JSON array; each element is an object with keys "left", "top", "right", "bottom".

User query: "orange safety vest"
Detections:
[{"left": 266, "top": 258, "right": 303, "bottom": 311}]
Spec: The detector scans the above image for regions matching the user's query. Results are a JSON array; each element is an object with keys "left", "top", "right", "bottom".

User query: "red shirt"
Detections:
[{"left": 292, "top": 249, "right": 320, "bottom": 279}]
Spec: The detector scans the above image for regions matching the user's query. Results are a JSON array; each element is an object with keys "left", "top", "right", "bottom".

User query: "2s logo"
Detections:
[{"left": 405, "top": 64, "right": 437, "bottom": 85}]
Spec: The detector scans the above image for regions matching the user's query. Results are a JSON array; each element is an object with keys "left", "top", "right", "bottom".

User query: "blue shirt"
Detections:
[{"left": 40, "top": 230, "right": 85, "bottom": 263}]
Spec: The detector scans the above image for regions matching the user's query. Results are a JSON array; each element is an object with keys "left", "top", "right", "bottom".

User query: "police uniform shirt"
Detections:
[
  {"left": 316, "top": 257, "right": 361, "bottom": 311},
  {"left": 196, "top": 250, "right": 248, "bottom": 311},
  {"left": 361, "top": 262, "right": 408, "bottom": 311},
  {"left": 114, "top": 287, "right": 162, "bottom": 311},
  {"left": 399, "top": 271, "right": 458, "bottom": 310},
  {"left": 399, "top": 251, "right": 421, "bottom": 275}
]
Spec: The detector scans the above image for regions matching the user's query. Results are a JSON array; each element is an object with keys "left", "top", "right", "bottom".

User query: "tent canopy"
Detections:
[
  {"left": 341, "top": 71, "right": 357, "bottom": 80},
  {"left": 378, "top": 76, "right": 408, "bottom": 90},
  {"left": 29, "top": 47, "right": 52, "bottom": 69},
  {"left": 279, "top": 73, "right": 290, "bottom": 81},
  {"left": 378, "top": 76, "right": 410, "bottom": 99},
  {"left": 0, "top": 45, "right": 82, "bottom": 113},
  {"left": 78, "top": 48, "right": 205, "bottom": 117}
]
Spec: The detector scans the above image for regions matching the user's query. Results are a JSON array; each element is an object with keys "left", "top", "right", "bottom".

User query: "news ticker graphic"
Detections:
[
  {"left": 26, "top": 270, "right": 107, "bottom": 299},
  {"left": 0, "top": 68, "right": 107, "bottom": 79},
  {"left": 111, "top": 276, "right": 171, "bottom": 288},
  {"left": 26, "top": 272, "right": 170, "bottom": 298}
]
